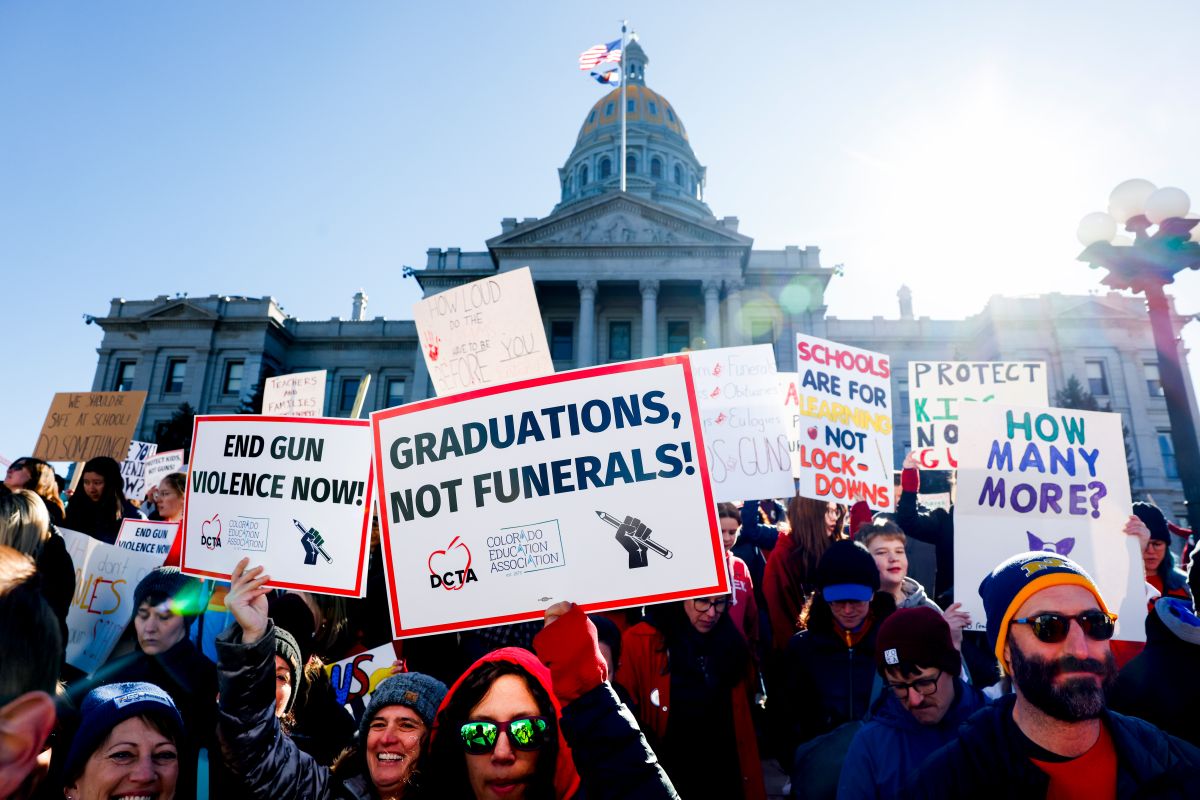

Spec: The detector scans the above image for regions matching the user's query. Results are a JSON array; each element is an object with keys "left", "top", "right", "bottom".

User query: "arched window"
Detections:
[
  {"left": 580, "top": 164, "right": 589, "bottom": 186},
  {"left": 588, "top": 110, "right": 596, "bottom": 124},
  {"left": 674, "top": 164, "right": 683, "bottom": 186},
  {"left": 626, "top": 154, "right": 637, "bottom": 175},
  {"left": 599, "top": 157, "right": 612, "bottom": 180},
  {"left": 650, "top": 157, "right": 663, "bottom": 178},
  {"left": 605, "top": 102, "right": 615, "bottom": 116},
  {"left": 648, "top": 101, "right": 658, "bottom": 116}
]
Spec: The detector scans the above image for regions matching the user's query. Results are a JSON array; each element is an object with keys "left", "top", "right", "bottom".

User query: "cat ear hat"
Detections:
[{"left": 979, "top": 551, "right": 1111, "bottom": 671}]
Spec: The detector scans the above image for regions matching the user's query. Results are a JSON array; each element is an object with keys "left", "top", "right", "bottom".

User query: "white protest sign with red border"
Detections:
[
  {"left": 115, "top": 519, "right": 180, "bottom": 563},
  {"left": 371, "top": 356, "right": 726, "bottom": 638},
  {"left": 794, "top": 334, "right": 895, "bottom": 510},
  {"left": 181, "top": 416, "right": 374, "bottom": 597}
]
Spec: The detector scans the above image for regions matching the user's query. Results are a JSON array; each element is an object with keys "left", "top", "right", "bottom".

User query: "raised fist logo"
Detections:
[{"left": 615, "top": 516, "right": 653, "bottom": 569}]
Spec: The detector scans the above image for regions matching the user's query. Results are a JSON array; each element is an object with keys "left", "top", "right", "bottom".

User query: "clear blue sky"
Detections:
[{"left": 3, "top": 1, "right": 1199, "bottom": 462}]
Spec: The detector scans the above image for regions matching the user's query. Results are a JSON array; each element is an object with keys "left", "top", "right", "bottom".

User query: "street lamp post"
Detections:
[{"left": 1077, "top": 179, "right": 1200, "bottom": 525}]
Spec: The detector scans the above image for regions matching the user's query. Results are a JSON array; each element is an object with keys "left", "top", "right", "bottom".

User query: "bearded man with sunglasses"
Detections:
[{"left": 908, "top": 552, "right": 1200, "bottom": 798}]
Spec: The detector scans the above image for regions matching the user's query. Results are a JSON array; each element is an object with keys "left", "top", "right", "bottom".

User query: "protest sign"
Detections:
[
  {"left": 688, "top": 345, "right": 794, "bottom": 502},
  {"left": 371, "top": 355, "right": 726, "bottom": 638},
  {"left": 793, "top": 335, "right": 894, "bottom": 509},
  {"left": 263, "top": 370, "right": 327, "bottom": 417},
  {"left": 413, "top": 266, "right": 554, "bottom": 397},
  {"left": 121, "top": 440, "right": 158, "bottom": 501},
  {"left": 182, "top": 416, "right": 374, "bottom": 597},
  {"left": 909, "top": 361, "right": 1047, "bottom": 469},
  {"left": 955, "top": 404, "right": 1143, "bottom": 641},
  {"left": 33, "top": 391, "right": 148, "bottom": 462},
  {"left": 60, "top": 527, "right": 164, "bottom": 673},
  {"left": 324, "top": 642, "right": 402, "bottom": 716},
  {"left": 115, "top": 519, "right": 180, "bottom": 562},
  {"left": 144, "top": 449, "right": 185, "bottom": 488}
]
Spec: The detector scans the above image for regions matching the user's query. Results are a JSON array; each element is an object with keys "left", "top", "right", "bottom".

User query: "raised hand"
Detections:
[
  {"left": 228, "top": 557, "right": 272, "bottom": 644},
  {"left": 1123, "top": 514, "right": 1150, "bottom": 551},
  {"left": 615, "top": 516, "right": 651, "bottom": 569},
  {"left": 942, "top": 601, "right": 972, "bottom": 651},
  {"left": 903, "top": 450, "right": 919, "bottom": 470}
]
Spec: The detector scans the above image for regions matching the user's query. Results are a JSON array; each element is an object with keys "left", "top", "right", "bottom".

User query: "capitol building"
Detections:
[{"left": 88, "top": 41, "right": 1200, "bottom": 526}]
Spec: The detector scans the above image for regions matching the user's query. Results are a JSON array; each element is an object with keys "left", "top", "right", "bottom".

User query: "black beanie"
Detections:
[
  {"left": 1133, "top": 502, "right": 1170, "bottom": 543},
  {"left": 817, "top": 540, "right": 881, "bottom": 601},
  {"left": 272, "top": 625, "right": 303, "bottom": 715}
]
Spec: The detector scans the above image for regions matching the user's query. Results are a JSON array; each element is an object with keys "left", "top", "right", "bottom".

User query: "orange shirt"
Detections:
[{"left": 1029, "top": 723, "right": 1117, "bottom": 800}]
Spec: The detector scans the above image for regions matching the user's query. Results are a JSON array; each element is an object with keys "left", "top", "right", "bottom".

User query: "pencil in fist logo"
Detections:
[
  {"left": 201, "top": 514, "right": 222, "bottom": 550},
  {"left": 428, "top": 536, "right": 477, "bottom": 590}
]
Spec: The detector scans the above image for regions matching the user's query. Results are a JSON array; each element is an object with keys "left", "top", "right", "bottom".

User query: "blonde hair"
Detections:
[{"left": 0, "top": 489, "right": 51, "bottom": 557}]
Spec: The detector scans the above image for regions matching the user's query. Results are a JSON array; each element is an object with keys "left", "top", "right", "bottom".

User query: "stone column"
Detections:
[
  {"left": 703, "top": 280, "right": 722, "bottom": 348},
  {"left": 725, "top": 278, "right": 744, "bottom": 346},
  {"left": 640, "top": 279, "right": 659, "bottom": 357},
  {"left": 577, "top": 279, "right": 597, "bottom": 368}
]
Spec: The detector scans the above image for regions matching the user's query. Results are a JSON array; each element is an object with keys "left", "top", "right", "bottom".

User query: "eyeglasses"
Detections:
[
  {"left": 459, "top": 716, "right": 551, "bottom": 755},
  {"left": 692, "top": 597, "right": 730, "bottom": 613},
  {"left": 886, "top": 670, "right": 942, "bottom": 698},
  {"left": 1010, "top": 610, "right": 1117, "bottom": 644}
]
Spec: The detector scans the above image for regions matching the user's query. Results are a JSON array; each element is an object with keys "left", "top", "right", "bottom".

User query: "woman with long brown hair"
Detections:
[
  {"left": 762, "top": 496, "right": 846, "bottom": 651},
  {"left": 4, "top": 456, "right": 65, "bottom": 525}
]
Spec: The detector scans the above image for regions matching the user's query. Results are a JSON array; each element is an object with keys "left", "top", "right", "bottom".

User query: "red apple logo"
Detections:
[
  {"left": 200, "top": 513, "right": 222, "bottom": 550},
  {"left": 806, "top": 426, "right": 819, "bottom": 440},
  {"left": 427, "top": 536, "right": 475, "bottom": 590}
]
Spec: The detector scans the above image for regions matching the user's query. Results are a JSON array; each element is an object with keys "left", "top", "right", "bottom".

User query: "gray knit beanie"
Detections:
[{"left": 358, "top": 671, "right": 448, "bottom": 743}]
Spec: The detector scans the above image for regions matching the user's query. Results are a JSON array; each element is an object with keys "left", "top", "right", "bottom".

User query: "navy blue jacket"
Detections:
[
  {"left": 837, "top": 677, "right": 986, "bottom": 799},
  {"left": 905, "top": 694, "right": 1200, "bottom": 799}
]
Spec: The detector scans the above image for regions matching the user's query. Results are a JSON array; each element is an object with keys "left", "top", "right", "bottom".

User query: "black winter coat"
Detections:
[
  {"left": 905, "top": 694, "right": 1200, "bottom": 799},
  {"left": 780, "top": 617, "right": 881, "bottom": 754},
  {"left": 894, "top": 489, "right": 954, "bottom": 603},
  {"left": 1109, "top": 598, "right": 1200, "bottom": 748},
  {"left": 216, "top": 623, "right": 378, "bottom": 800}
]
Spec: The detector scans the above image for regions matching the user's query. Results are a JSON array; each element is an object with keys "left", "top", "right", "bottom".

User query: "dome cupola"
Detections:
[{"left": 553, "top": 41, "right": 712, "bottom": 219}]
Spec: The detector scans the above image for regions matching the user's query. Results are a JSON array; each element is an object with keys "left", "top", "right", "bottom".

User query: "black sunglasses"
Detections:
[
  {"left": 459, "top": 716, "right": 551, "bottom": 755},
  {"left": 1010, "top": 610, "right": 1116, "bottom": 644}
]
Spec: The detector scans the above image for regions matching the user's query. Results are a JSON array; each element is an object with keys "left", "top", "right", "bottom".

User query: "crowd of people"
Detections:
[{"left": 1, "top": 450, "right": 1199, "bottom": 799}]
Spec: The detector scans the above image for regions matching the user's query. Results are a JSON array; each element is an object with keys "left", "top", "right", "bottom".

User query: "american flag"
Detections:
[{"left": 578, "top": 39, "right": 622, "bottom": 70}]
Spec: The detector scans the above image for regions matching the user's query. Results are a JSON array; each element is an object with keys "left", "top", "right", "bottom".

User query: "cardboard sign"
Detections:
[
  {"left": 371, "top": 356, "right": 726, "bottom": 638},
  {"left": 115, "top": 519, "right": 180, "bottom": 562},
  {"left": 33, "top": 391, "right": 148, "bottom": 462},
  {"left": 324, "top": 642, "right": 402, "bottom": 716},
  {"left": 909, "top": 361, "right": 1047, "bottom": 469},
  {"left": 143, "top": 449, "right": 185, "bottom": 488},
  {"left": 414, "top": 267, "right": 554, "bottom": 397},
  {"left": 793, "top": 335, "right": 894, "bottom": 510},
  {"left": 263, "top": 370, "right": 328, "bottom": 418},
  {"left": 955, "top": 405, "right": 1143, "bottom": 641},
  {"left": 688, "top": 345, "right": 795, "bottom": 503},
  {"left": 181, "top": 416, "right": 375, "bottom": 597},
  {"left": 60, "top": 527, "right": 164, "bottom": 673},
  {"left": 121, "top": 440, "right": 158, "bottom": 501}
]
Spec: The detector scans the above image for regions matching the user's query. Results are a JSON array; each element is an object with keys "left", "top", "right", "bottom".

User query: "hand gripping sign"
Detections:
[
  {"left": 182, "top": 416, "right": 375, "bottom": 597},
  {"left": 371, "top": 356, "right": 727, "bottom": 638}
]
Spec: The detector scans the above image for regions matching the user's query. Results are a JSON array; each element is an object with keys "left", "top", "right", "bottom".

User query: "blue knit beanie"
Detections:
[
  {"left": 357, "top": 672, "right": 448, "bottom": 743},
  {"left": 64, "top": 682, "right": 183, "bottom": 781},
  {"left": 978, "top": 551, "right": 1111, "bottom": 671}
]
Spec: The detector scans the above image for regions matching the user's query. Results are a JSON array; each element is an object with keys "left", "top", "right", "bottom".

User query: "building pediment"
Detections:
[
  {"left": 1056, "top": 297, "right": 1145, "bottom": 322},
  {"left": 141, "top": 300, "right": 220, "bottom": 321},
  {"left": 487, "top": 193, "right": 752, "bottom": 251}
]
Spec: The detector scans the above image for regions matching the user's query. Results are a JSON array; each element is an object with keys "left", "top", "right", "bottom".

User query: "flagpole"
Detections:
[{"left": 619, "top": 19, "right": 628, "bottom": 193}]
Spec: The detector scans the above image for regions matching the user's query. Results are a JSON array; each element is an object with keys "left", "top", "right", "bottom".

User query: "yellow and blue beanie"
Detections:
[{"left": 979, "top": 551, "right": 1111, "bottom": 669}]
